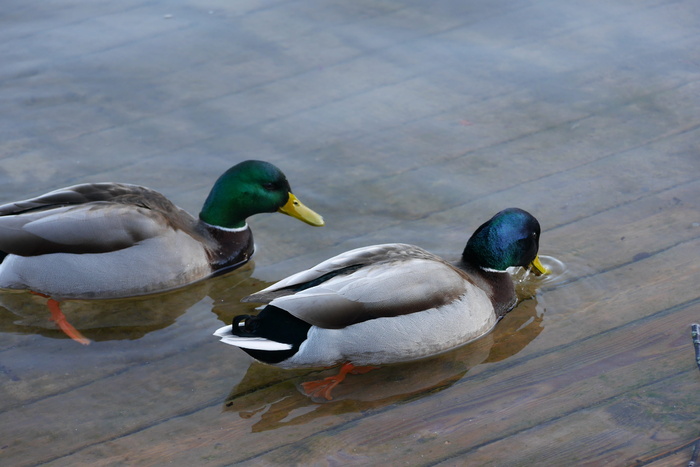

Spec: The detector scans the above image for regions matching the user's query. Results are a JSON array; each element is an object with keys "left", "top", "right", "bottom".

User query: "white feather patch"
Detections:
[{"left": 213, "top": 325, "right": 293, "bottom": 351}]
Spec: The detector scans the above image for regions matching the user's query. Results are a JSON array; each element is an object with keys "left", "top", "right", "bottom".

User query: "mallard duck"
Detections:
[
  {"left": 0, "top": 160, "right": 324, "bottom": 343},
  {"left": 214, "top": 207, "right": 548, "bottom": 400}
]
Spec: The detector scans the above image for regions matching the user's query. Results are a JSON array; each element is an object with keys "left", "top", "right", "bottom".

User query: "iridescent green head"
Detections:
[
  {"left": 199, "top": 160, "right": 324, "bottom": 229},
  {"left": 462, "top": 208, "right": 548, "bottom": 274}
]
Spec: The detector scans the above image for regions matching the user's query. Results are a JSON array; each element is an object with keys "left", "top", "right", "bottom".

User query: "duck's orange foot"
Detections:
[
  {"left": 301, "top": 362, "right": 378, "bottom": 401},
  {"left": 301, "top": 375, "right": 344, "bottom": 401},
  {"left": 41, "top": 295, "right": 90, "bottom": 345}
]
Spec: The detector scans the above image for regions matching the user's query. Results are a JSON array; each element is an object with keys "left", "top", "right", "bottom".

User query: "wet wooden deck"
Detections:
[{"left": 1, "top": 0, "right": 699, "bottom": 465}]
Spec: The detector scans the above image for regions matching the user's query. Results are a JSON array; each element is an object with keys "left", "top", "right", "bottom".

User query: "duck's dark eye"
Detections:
[{"left": 262, "top": 182, "right": 277, "bottom": 191}]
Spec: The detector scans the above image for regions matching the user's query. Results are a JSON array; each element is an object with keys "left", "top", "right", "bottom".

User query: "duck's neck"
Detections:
[
  {"left": 199, "top": 202, "right": 248, "bottom": 229},
  {"left": 201, "top": 223, "right": 255, "bottom": 274},
  {"left": 455, "top": 259, "right": 517, "bottom": 317}
]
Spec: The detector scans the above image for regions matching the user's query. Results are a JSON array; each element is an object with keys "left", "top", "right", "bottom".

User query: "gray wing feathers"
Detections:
[
  {"left": 0, "top": 183, "right": 177, "bottom": 256},
  {"left": 245, "top": 243, "right": 443, "bottom": 302},
  {"left": 0, "top": 205, "right": 167, "bottom": 255},
  {"left": 0, "top": 183, "right": 153, "bottom": 216},
  {"left": 260, "top": 253, "right": 470, "bottom": 329}
]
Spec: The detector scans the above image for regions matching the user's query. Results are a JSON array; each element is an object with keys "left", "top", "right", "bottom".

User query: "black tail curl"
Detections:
[
  {"left": 232, "top": 314, "right": 259, "bottom": 336},
  {"left": 229, "top": 305, "right": 312, "bottom": 365}
]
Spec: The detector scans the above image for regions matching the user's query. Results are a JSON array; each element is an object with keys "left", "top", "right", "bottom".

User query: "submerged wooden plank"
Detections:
[
  {"left": 446, "top": 371, "right": 700, "bottom": 466},
  {"left": 267, "top": 113, "right": 700, "bottom": 294},
  {"left": 32, "top": 233, "right": 700, "bottom": 465},
  {"left": 0, "top": 265, "right": 262, "bottom": 410},
  {"left": 2, "top": 150, "right": 698, "bottom": 465},
  {"left": 1, "top": 0, "right": 699, "bottom": 465},
  {"left": 2, "top": 153, "right": 697, "bottom": 465},
  {"left": 0, "top": 159, "right": 693, "bottom": 383},
  {"left": 238, "top": 300, "right": 700, "bottom": 466}
]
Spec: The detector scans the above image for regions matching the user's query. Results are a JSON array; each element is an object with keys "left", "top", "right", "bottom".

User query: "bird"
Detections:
[
  {"left": 0, "top": 160, "right": 324, "bottom": 344},
  {"left": 214, "top": 207, "right": 548, "bottom": 400}
]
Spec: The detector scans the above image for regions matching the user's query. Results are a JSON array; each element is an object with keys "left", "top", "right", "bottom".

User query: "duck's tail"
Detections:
[
  {"left": 214, "top": 305, "right": 310, "bottom": 364},
  {"left": 213, "top": 325, "right": 293, "bottom": 351}
]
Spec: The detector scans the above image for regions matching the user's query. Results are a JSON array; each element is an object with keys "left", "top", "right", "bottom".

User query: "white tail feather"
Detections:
[{"left": 213, "top": 326, "right": 293, "bottom": 351}]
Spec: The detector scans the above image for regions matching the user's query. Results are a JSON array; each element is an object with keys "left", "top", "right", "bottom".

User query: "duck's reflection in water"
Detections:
[
  {"left": 0, "top": 263, "right": 265, "bottom": 342},
  {"left": 223, "top": 297, "right": 544, "bottom": 433}
]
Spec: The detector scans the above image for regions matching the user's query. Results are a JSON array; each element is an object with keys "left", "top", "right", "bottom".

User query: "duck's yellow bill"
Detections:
[
  {"left": 278, "top": 193, "right": 325, "bottom": 226},
  {"left": 529, "top": 255, "right": 550, "bottom": 275}
]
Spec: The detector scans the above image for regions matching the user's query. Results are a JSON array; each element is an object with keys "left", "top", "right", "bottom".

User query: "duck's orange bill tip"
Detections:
[
  {"left": 278, "top": 193, "right": 325, "bottom": 227},
  {"left": 530, "top": 256, "right": 550, "bottom": 275}
]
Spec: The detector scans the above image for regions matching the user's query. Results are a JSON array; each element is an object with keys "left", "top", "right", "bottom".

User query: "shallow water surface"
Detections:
[{"left": 1, "top": 0, "right": 699, "bottom": 465}]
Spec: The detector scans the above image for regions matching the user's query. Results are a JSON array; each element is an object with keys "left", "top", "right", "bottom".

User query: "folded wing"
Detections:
[
  {"left": 0, "top": 183, "right": 181, "bottom": 256},
  {"left": 245, "top": 244, "right": 471, "bottom": 329}
]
